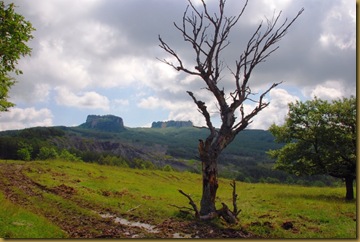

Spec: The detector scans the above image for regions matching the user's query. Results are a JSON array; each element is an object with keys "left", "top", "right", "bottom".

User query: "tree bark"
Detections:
[
  {"left": 217, "top": 203, "right": 237, "bottom": 224},
  {"left": 345, "top": 176, "right": 354, "bottom": 200},
  {"left": 200, "top": 154, "right": 218, "bottom": 215}
]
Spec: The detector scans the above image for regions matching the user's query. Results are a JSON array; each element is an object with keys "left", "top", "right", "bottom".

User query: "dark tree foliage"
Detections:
[
  {"left": 0, "top": 2, "right": 35, "bottom": 111},
  {"left": 268, "top": 96, "right": 356, "bottom": 200}
]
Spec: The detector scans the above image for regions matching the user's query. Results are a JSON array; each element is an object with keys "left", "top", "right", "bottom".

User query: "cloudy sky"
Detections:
[{"left": 0, "top": 0, "right": 356, "bottom": 131}]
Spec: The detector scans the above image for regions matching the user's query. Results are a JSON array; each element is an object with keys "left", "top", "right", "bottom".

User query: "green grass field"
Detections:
[
  {"left": 0, "top": 159, "right": 356, "bottom": 238},
  {"left": 0, "top": 192, "right": 66, "bottom": 238}
]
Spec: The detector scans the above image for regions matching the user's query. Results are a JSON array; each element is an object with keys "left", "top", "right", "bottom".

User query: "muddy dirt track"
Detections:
[{"left": 0, "top": 162, "right": 255, "bottom": 238}]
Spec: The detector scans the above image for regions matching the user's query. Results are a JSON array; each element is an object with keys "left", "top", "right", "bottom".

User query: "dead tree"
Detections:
[{"left": 159, "top": 0, "right": 303, "bottom": 220}]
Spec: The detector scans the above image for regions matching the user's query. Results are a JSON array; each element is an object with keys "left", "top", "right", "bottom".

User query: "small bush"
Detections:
[
  {"left": 59, "top": 150, "right": 82, "bottom": 162},
  {"left": 17, "top": 148, "right": 32, "bottom": 161},
  {"left": 162, "top": 165, "right": 174, "bottom": 172},
  {"left": 37, "top": 147, "right": 58, "bottom": 160},
  {"left": 265, "top": 177, "right": 280, "bottom": 184}
]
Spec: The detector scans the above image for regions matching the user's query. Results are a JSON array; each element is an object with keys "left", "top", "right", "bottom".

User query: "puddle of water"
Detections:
[
  {"left": 113, "top": 217, "right": 159, "bottom": 233},
  {"left": 173, "top": 232, "right": 194, "bottom": 238},
  {"left": 99, "top": 212, "right": 199, "bottom": 238},
  {"left": 99, "top": 213, "right": 160, "bottom": 234}
]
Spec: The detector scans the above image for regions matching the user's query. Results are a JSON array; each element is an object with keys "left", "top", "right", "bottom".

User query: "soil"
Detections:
[{"left": 0, "top": 162, "right": 257, "bottom": 238}]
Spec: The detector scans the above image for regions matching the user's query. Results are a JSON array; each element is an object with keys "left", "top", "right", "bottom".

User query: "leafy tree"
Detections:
[
  {"left": 16, "top": 142, "right": 32, "bottom": 161},
  {"left": 0, "top": 2, "right": 34, "bottom": 111},
  {"left": 268, "top": 96, "right": 356, "bottom": 200},
  {"left": 159, "top": 0, "right": 303, "bottom": 220},
  {"left": 17, "top": 147, "right": 31, "bottom": 161},
  {"left": 59, "top": 150, "right": 82, "bottom": 162},
  {"left": 37, "top": 147, "right": 58, "bottom": 160}
]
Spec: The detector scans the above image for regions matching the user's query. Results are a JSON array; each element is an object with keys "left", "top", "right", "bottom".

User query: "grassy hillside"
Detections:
[{"left": 0, "top": 159, "right": 356, "bottom": 238}]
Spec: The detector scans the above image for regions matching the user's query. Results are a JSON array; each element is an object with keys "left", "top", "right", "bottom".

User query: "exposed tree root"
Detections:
[
  {"left": 174, "top": 180, "right": 241, "bottom": 224},
  {"left": 178, "top": 189, "right": 200, "bottom": 218}
]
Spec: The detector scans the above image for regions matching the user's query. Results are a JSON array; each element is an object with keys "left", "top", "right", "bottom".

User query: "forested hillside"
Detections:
[{"left": 0, "top": 116, "right": 336, "bottom": 186}]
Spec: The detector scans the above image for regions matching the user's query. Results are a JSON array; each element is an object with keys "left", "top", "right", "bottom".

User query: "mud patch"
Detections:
[
  {"left": 52, "top": 184, "right": 77, "bottom": 197},
  {"left": 157, "top": 218, "right": 253, "bottom": 238},
  {"left": 282, "top": 221, "right": 294, "bottom": 230}
]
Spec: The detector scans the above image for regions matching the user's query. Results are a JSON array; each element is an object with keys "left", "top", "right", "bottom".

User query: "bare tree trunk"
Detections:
[
  {"left": 345, "top": 176, "right": 354, "bottom": 200},
  {"left": 200, "top": 154, "right": 218, "bottom": 215},
  {"left": 198, "top": 131, "right": 234, "bottom": 216}
]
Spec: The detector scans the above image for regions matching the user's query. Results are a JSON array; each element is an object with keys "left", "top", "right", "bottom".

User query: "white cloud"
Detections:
[
  {"left": 319, "top": 0, "right": 355, "bottom": 50},
  {"left": 22, "top": 0, "right": 99, "bottom": 27},
  {"left": 55, "top": 87, "right": 110, "bottom": 110},
  {"left": 232, "top": 0, "right": 293, "bottom": 27},
  {"left": 138, "top": 96, "right": 161, "bottom": 110},
  {"left": 17, "top": 38, "right": 92, "bottom": 92},
  {"left": 32, "top": 83, "right": 51, "bottom": 102},
  {"left": 113, "top": 99, "right": 129, "bottom": 106},
  {"left": 247, "top": 88, "right": 299, "bottom": 130},
  {"left": 138, "top": 95, "right": 206, "bottom": 126},
  {"left": 0, "top": 107, "right": 53, "bottom": 131},
  {"left": 79, "top": 20, "right": 122, "bottom": 56},
  {"left": 168, "top": 109, "right": 205, "bottom": 127},
  {"left": 303, "top": 80, "right": 346, "bottom": 101},
  {"left": 94, "top": 57, "right": 149, "bottom": 89},
  {"left": 138, "top": 96, "right": 193, "bottom": 110},
  {"left": 10, "top": 80, "right": 51, "bottom": 104}
]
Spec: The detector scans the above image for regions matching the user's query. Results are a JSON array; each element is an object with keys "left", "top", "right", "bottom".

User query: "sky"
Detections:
[{"left": 0, "top": 0, "right": 356, "bottom": 131}]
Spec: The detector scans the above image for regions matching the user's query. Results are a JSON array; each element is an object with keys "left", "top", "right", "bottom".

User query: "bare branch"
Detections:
[
  {"left": 232, "top": 81, "right": 282, "bottom": 133},
  {"left": 217, "top": 203, "right": 237, "bottom": 224},
  {"left": 158, "top": 35, "right": 200, "bottom": 76},
  {"left": 178, "top": 189, "right": 200, "bottom": 218},
  {"left": 230, "top": 180, "right": 241, "bottom": 217},
  {"left": 187, "top": 91, "right": 217, "bottom": 139}
]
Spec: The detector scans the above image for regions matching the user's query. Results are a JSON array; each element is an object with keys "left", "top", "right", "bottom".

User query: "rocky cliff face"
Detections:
[
  {"left": 80, "top": 115, "right": 125, "bottom": 132},
  {"left": 151, "top": 120, "right": 193, "bottom": 128}
]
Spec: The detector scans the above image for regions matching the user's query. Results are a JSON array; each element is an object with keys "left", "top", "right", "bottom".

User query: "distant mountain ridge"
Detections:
[
  {"left": 78, "top": 115, "right": 193, "bottom": 131},
  {"left": 151, "top": 120, "right": 193, "bottom": 128},
  {"left": 79, "top": 115, "right": 125, "bottom": 132}
]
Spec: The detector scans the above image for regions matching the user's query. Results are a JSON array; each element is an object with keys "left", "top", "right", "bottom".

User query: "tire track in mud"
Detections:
[{"left": 0, "top": 163, "right": 134, "bottom": 238}]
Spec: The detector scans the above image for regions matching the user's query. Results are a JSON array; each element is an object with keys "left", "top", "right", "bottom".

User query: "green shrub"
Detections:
[
  {"left": 17, "top": 147, "right": 32, "bottom": 161},
  {"left": 132, "top": 158, "right": 156, "bottom": 170},
  {"left": 37, "top": 147, "right": 58, "bottom": 160},
  {"left": 98, "top": 155, "right": 128, "bottom": 167},
  {"left": 265, "top": 177, "right": 280, "bottom": 184},
  {"left": 59, "top": 150, "right": 82, "bottom": 162},
  {"left": 162, "top": 165, "right": 174, "bottom": 172},
  {"left": 16, "top": 143, "right": 33, "bottom": 161}
]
